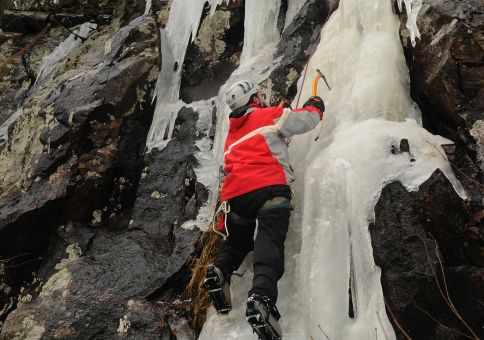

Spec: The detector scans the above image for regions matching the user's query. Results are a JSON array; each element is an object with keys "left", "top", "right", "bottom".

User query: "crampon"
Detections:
[
  {"left": 204, "top": 265, "right": 231, "bottom": 314},
  {"left": 246, "top": 295, "right": 282, "bottom": 340}
]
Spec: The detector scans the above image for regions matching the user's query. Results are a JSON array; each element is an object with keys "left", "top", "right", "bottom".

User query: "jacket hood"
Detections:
[{"left": 228, "top": 105, "right": 258, "bottom": 132}]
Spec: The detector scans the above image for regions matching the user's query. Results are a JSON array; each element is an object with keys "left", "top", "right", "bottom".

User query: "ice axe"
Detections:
[
  {"left": 312, "top": 69, "right": 331, "bottom": 141},
  {"left": 278, "top": 69, "right": 331, "bottom": 108}
]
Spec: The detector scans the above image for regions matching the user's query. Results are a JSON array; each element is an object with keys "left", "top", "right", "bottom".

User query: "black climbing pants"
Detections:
[{"left": 213, "top": 185, "right": 291, "bottom": 304}]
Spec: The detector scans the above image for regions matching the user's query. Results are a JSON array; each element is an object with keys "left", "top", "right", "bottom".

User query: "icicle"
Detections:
[
  {"left": 35, "top": 22, "right": 97, "bottom": 84},
  {"left": 146, "top": 0, "right": 208, "bottom": 151},
  {"left": 144, "top": 0, "right": 152, "bottom": 15},
  {"left": 397, "top": 0, "right": 422, "bottom": 47},
  {"left": 240, "top": 0, "right": 282, "bottom": 64}
]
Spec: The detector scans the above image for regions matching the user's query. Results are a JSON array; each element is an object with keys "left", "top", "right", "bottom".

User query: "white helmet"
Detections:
[{"left": 225, "top": 80, "right": 259, "bottom": 110}]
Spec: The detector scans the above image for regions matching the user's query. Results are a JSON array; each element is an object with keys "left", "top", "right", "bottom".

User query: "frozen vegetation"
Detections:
[{"left": 145, "top": 0, "right": 461, "bottom": 338}]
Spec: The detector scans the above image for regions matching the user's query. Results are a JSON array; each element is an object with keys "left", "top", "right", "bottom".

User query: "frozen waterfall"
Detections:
[
  {"left": 199, "top": 0, "right": 463, "bottom": 339},
  {"left": 142, "top": 0, "right": 463, "bottom": 338}
]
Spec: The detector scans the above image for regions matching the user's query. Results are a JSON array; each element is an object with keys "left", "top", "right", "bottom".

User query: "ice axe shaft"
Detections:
[{"left": 311, "top": 69, "right": 331, "bottom": 142}]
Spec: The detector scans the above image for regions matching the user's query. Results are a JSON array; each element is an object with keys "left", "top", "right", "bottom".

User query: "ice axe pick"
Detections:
[{"left": 312, "top": 69, "right": 331, "bottom": 95}]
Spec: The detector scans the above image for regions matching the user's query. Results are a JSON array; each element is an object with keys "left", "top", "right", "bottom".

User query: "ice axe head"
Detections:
[{"left": 313, "top": 69, "right": 331, "bottom": 95}]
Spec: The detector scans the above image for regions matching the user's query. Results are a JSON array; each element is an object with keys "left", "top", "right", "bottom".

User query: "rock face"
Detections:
[
  {"left": 0, "top": 0, "right": 225, "bottom": 336},
  {"left": 268, "top": 0, "right": 332, "bottom": 103},
  {"left": 399, "top": 0, "right": 484, "bottom": 172},
  {"left": 372, "top": 2, "right": 484, "bottom": 338},
  {"left": 0, "top": 0, "right": 482, "bottom": 338},
  {"left": 0, "top": 12, "right": 161, "bottom": 336},
  {"left": 371, "top": 170, "right": 483, "bottom": 339},
  {"left": 180, "top": 0, "right": 244, "bottom": 103}
]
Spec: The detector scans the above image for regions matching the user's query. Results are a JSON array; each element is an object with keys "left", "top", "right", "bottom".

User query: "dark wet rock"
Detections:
[
  {"left": 391, "top": 138, "right": 411, "bottom": 155},
  {"left": 268, "top": 0, "right": 333, "bottom": 103},
  {"left": 1, "top": 9, "right": 49, "bottom": 32},
  {"left": 1, "top": 105, "right": 209, "bottom": 338},
  {"left": 390, "top": 7, "right": 484, "bottom": 336},
  {"left": 180, "top": 1, "right": 244, "bottom": 103},
  {"left": 10, "top": 0, "right": 119, "bottom": 16},
  {"left": 0, "top": 14, "right": 159, "bottom": 332},
  {"left": 1, "top": 9, "right": 109, "bottom": 33},
  {"left": 0, "top": 25, "right": 71, "bottom": 130},
  {"left": 371, "top": 170, "right": 483, "bottom": 340},
  {"left": 399, "top": 138, "right": 410, "bottom": 153},
  {"left": 398, "top": 0, "right": 484, "bottom": 172},
  {"left": 130, "top": 107, "right": 207, "bottom": 236}
]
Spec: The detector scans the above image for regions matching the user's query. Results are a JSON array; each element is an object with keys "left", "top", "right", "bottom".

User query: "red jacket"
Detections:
[{"left": 220, "top": 104, "right": 322, "bottom": 201}]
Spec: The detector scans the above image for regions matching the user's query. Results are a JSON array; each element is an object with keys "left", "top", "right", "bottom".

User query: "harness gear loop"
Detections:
[{"left": 213, "top": 201, "right": 231, "bottom": 239}]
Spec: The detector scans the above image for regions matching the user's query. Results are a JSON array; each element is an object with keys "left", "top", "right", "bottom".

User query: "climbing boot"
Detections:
[
  {"left": 204, "top": 264, "right": 231, "bottom": 314},
  {"left": 246, "top": 294, "right": 282, "bottom": 340}
]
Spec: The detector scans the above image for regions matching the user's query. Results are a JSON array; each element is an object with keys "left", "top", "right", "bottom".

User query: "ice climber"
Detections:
[{"left": 204, "top": 80, "right": 325, "bottom": 339}]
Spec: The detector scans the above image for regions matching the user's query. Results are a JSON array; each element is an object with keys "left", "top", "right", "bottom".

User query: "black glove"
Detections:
[{"left": 303, "top": 96, "right": 325, "bottom": 114}]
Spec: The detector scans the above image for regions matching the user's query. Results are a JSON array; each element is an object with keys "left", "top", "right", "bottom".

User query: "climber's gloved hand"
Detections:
[{"left": 303, "top": 96, "right": 325, "bottom": 115}]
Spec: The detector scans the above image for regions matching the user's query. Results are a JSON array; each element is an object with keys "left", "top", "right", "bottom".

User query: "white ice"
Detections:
[
  {"left": 240, "top": 0, "right": 281, "bottom": 64},
  {"left": 397, "top": 0, "right": 422, "bottom": 47},
  {"left": 144, "top": 0, "right": 152, "bottom": 15},
  {"left": 199, "top": 0, "right": 464, "bottom": 339},
  {"left": 35, "top": 22, "right": 97, "bottom": 83}
]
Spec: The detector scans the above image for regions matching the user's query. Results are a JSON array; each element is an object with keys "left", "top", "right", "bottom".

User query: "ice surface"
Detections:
[
  {"left": 240, "top": 0, "right": 281, "bottom": 64},
  {"left": 397, "top": 0, "right": 422, "bottom": 47},
  {"left": 200, "top": 0, "right": 463, "bottom": 339},
  {"left": 36, "top": 22, "right": 97, "bottom": 83}
]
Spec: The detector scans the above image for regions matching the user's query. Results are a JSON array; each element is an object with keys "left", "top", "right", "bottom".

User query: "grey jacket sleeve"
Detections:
[{"left": 277, "top": 107, "right": 322, "bottom": 138}]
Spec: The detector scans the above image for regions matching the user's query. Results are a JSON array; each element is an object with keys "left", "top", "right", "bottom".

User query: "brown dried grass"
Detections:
[{"left": 185, "top": 226, "right": 222, "bottom": 332}]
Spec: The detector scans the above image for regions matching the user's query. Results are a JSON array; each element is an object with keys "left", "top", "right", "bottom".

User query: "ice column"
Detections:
[{"left": 240, "top": 0, "right": 282, "bottom": 64}]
